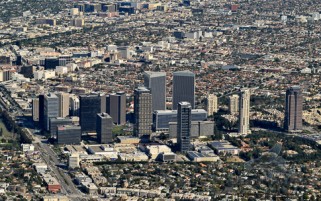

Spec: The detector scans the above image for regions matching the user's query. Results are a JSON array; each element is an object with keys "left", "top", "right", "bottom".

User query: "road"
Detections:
[
  {"left": 26, "top": 128, "right": 80, "bottom": 195},
  {"left": 0, "top": 83, "right": 85, "bottom": 198}
]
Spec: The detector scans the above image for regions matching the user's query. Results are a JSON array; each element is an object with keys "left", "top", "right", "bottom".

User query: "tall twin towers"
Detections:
[
  {"left": 143, "top": 70, "right": 195, "bottom": 111},
  {"left": 135, "top": 71, "right": 195, "bottom": 137}
]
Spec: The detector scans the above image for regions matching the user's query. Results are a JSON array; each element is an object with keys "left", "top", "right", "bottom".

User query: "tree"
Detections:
[{"left": 213, "top": 125, "right": 223, "bottom": 140}]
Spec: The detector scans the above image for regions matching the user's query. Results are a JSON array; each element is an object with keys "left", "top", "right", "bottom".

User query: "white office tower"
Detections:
[
  {"left": 238, "top": 89, "right": 250, "bottom": 135},
  {"left": 229, "top": 94, "right": 239, "bottom": 115},
  {"left": 206, "top": 94, "right": 218, "bottom": 116},
  {"left": 57, "top": 92, "right": 70, "bottom": 118}
]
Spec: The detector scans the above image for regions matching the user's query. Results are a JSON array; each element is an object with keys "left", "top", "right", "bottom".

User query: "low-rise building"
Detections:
[
  {"left": 158, "top": 152, "right": 177, "bottom": 162},
  {"left": 42, "top": 196, "right": 69, "bottom": 201},
  {"left": 117, "top": 136, "right": 141, "bottom": 144},
  {"left": 82, "top": 182, "right": 98, "bottom": 195},
  {"left": 33, "top": 163, "right": 48, "bottom": 174},
  {"left": 209, "top": 141, "right": 241, "bottom": 155},
  {"left": 119, "top": 151, "right": 149, "bottom": 161},
  {"left": 74, "top": 173, "right": 92, "bottom": 185},
  {"left": 187, "top": 151, "right": 220, "bottom": 162},
  {"left": 69, "top": 153, "right": 80, "bottom": 169},
  {"left": 21, "top": 144, "right": 35, "bottom": 152},
  {"left": 43, "top": 174, "right": 61, "bottom": 193}
]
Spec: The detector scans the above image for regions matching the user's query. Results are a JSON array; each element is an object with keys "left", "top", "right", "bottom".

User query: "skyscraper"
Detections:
[
  {"left": 172, "top": 71, "right": 195, "bottom": 110},
  {"left": 238, "top": 89, "right": 250, "bottom": 135},
  {"left": 143, "top": 71, "right": 166, "bottom": 111},
  {"left": 70, "top": 95, "right": 80, "bottom": 116},
  {"left": 106, "top": 92, "right": 126, "bottom": 125},
  {"left": 96, "top": 113, "right": 113, "bottom": 143},
  {"left": 177, "top": 102, "right": 192, "bottom": 152},
  {"left": 32, "top": 98, "right": 39, "bottom": 122},
  {"left": 44, "top": 93, "right": 59, "bottom": 131},
  {"left": 79, "top": 94, "right": 104, "bottom": 133},
  {"left": 100, "top": 93, "right": 107, "bottom": 114},
  {"left": 206, "top": 94, "right": 218, "bottom": 116},
  {"left": 229, "top": 94, "right": 239, "bottom": 115},
  {"left": 284, "top": 86, "right": 303, "bottom": 132},
  {"left": 57, "top": 92, "right": 70, "bottom": 118},
  {"left": 39, "top": 94, "right": 45, "bottom": 129},
  {"left": 134, "top": 87, "right": 152, "bottom": 137}
]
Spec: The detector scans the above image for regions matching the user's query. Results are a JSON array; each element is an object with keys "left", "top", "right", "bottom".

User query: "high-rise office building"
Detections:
[
  {"left": 79, "top": 94, "right": 104, "bottom": 133},
  {"left": 134, "top": 87, "right": 152, "bottom": 137},
  {"left": 238, "top": 89, "right": 250, "bottom": 135},
  {"left": 172, "top": 70, "right": 195, "bottom": 110},
  {"left": 57, "top": 92, "right": 70, "bottom": 118},
  {"left": 229, "top": 94, "right": 239, "bottom": 115},
  {"left": 106, "top": 92, "right": 126, "bottom": 125},
  {"left": 39, "top": 94, "right": 45, "bottom": 129},
  {"left": 284, "top": 86, "right": 303, "bottom": 132},
  {"left": 57, "top": 125, "right": 81, "bottom": 145},
  {"left": 70, "top": 95, "right": 80, "bottom": 116},
  {"left": 143, "top": 71, "right": 166, "bottom": 111},
  {"left": 49, "top": 117, "right": 74, "bottom": 137},
  {"left": 100, "top": 93, "right": 107, "bottom": 114},
  {"left": 206, "top": 94, "right": 218, "bottom": 116},
  {"left": 96, "top": 113, "right": 113, "bottom": 143},
  {"left": 44, "top": 93, "right": 59, "bottom": 131},
  {"left": 177, "top": 102, "right": 192, "bottom": 152},
  {"left": 32, "top": 98, "right": 39, "bottom": 122}
]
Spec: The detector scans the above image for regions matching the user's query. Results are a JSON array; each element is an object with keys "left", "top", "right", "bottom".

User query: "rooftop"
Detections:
[
  {"left": 173, "top": 70, "right": 195, "bottom": 77},
  {"left": 144, "top": 71, "right": 166, "bottom": 77}
]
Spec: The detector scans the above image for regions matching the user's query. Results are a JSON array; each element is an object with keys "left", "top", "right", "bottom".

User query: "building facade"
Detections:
[
  {"left": 206, "top": 94, "right": 218, "bottom": 116},
  {"left": 32, "top": 98, "right": 39, "bottom": 122},
  {"left": 39, "top": 95, "right": 45, "bottom": 129},
  {"left": 134, "top": 87, "right": 152, "bottom": 137},
  {"left": 106, "top": 92, "right": 126, "bottom": 125},
  {"left": 172, "top": 71, "right": 195, "bottom": 110},
  {"left": 284, "top": 86, "right": 303, "bottom": 132},
  {"left": 177, "top": 102, "right": 192, "bottom": 152},
  {"left": 49, "top": 117, "right": 74, "bottom": 137},
  {"left": 153, "top": 109, "right": 207, "bottom": 132},
  {"left": 143, "top": 71, "right": 166, "bottom": 111},
  {"left": 238, "top": 89, "right": 250, "bottom": 135},
  {"left": 44, "top": 93, "right": 59, "bottom": 131},
  {"left": 229, "top": 94, "right": 239, "bottom": 115},
  {"left": 96, "top": 113, "right": 113, "bottom": 143},
  {"left": 79, "top": 94, "right": 104, "bottom": 133},
  {"left": 169, "top": 121, "right": 214, "bottom": 138},
  {"left": 57, "top": 92, "right": 70, "bottom": 118},
  {"left": 70, "top": 95, "right": 80, "bottom": 116},
  {"left": 57, "top": 125, "right": 81, "bottom": 144}
]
